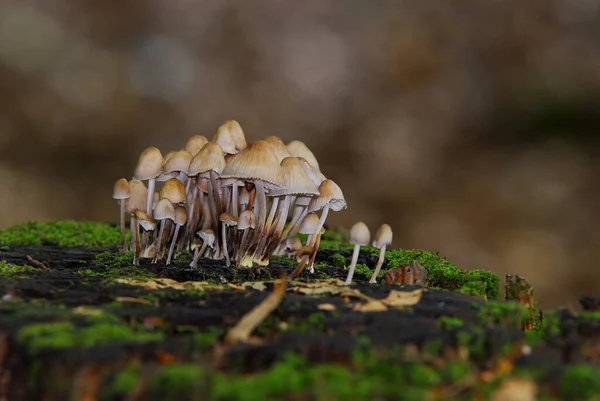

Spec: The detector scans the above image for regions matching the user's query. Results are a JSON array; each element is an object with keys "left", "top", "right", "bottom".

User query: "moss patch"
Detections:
[
  {"left": 0, "top": 220, "right": 124, "bottom": 248},
  {"left": 0, "top": 261, "right": 41, "bottom": 278},
  {"left": 83, "top": 250, "right": 156, "bottom": 279},
  {"left": 17, "top": 318, "right": 164, "bottom": 354}
]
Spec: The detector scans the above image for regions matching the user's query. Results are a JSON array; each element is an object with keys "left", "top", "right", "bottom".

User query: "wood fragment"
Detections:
[{"left": 25, "top": 255, "right": 49, "bottom": 270}]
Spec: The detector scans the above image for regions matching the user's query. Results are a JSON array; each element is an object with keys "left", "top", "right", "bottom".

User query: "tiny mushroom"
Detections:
[
  {"left": 369, "top": 224, "right": 393, "bottom": 284},
  {"left": 190, "top": 228, "right": 216, "bottom": 267},
  {"left": 112, "top": 178, "right": 130, "bottom": 252},
  {"left": 219, "top": 212, "right": 238, "bottom": 267},
  {"left": 166, "top": 206, "right": 188, "bottom": 265},
  {"left": 344, "top": 221, "right": 370, "bottom": 286},
  {"left": 289, "top": 245, "right": 314, "bottom": 280},
  {"left": 151, "top": 198, "right": 175, "bottom": 263}
]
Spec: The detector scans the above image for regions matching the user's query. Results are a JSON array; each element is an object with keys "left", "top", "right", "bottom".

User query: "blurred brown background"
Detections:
[{"left": 0, "top": 0, "right": 599, "bottom": 308}]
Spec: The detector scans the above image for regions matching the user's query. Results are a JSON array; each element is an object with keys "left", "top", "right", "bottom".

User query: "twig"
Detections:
[{"left": 25, "top": 256, "right": 49, "bottom": 270}]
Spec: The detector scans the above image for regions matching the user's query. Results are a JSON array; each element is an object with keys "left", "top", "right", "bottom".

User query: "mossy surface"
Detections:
[
  {"left": 1, "top": 221, "right": 598, "bottom": 400},
  {"left": 0, "top": 220, "right": 124, "bottom": 248}
]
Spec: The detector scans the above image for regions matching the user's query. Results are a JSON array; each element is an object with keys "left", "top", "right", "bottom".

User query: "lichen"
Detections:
[{"left": 0, "top": 220, "right": 125, "bottom": 248}]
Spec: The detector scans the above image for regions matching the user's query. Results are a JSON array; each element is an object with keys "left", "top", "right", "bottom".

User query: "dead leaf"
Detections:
[
  {"left": 381, "top": 288, "right": 423, "bottom": 307},
  {"left": 354, "top": 300, "right": 388, "bottom": 312},
  {"left": 241, "top": 281, "right": 267, "bottom": 291},
  {"left": 224, "top": 275, "right": 288, "bottom": 345},
  {"left": 115, "top": 296, "right": 152, "bottom": 305},
  {"left": 317, "top": 303, "right": 337, "bottom": 311},
  {"left": 227, "top": 283, "right": 244, "bottom": 290},
  {"left": 490, "top": 378, "right": 537, "bottom": 401},
  {"left": 73, "top": 306, "right": 104, "bottom": 316}
]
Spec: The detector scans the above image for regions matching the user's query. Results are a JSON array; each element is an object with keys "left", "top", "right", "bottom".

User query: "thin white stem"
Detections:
[
  {"left": 369, "top": 246, "right": 386, "bottom": 284},
  {"left": 119, "top": 200, "right": 127, "bottom": 252},
  {"left": 308, "top": 204, "right": 330, "bottom": 248},
  {"left": 166, "top": 225, "right": 180, "bottom": 265},
  {"left": 344, "top": 244, "right": 361, "bottom": 285},
  {"left": 152, "top": 220, "right": 166, "bottom": 264},
  {"left": 222, "top": 222, "right": 231, "bottom": 267}
]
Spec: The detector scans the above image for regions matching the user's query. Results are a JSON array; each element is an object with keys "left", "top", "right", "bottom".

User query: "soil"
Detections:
[{"left": 1, "top": 244, "right": 600, "bottom": 400}]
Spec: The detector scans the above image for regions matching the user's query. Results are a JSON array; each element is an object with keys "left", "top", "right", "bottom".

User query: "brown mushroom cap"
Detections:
[
  {"left": 189, "top": 142, "right": 226, "bottom": 177},
  {"left": 133, "top": 209, "right": 156, "bottom": 231},
  {"left": 212, "top": 123, "right": 238, "bottom": 155},
  {"left": 133, "top": 147, "right": 164, "bottom": 181},
  {"left": 297, "top": 157, "right": 327, "bottom": 187},
  {"left": 219, "top": 212, "right": 238, "bottom": 226},
  {"left": 153, "top": 198, "right": 176, "bottom": 221},
  {"left": 237, "top": 210, "right": 256, "bottom": 230},
  {"left": 125, "top": 180, "right": 148, "bottom": 213},
  {"left": 198, "top": 228, "right": 216, "bottom": 246},
  {"left": 286, "top": 140, "right": 320, "bottom": 172},
  {"left": 113, "top": 178, "right": 131, "bottom": 200},
  {"left": 185, "top": 135, "right": 209, "bottom": 156},
  {"left": 373, "top": 224, "right": 393, "bottom": 249},
  {"left": 308, "top": 179, "right": 347, "bottom": 212},
  {"left": 269, "top": 157, "right": 320, "bottom": 197},
  {"left": 160, "top": 178, "right": 187, "bottom": 204},
  {"left": 298, "top": 213, "right": 320, "bottom": 235},
  {"left": 220, "top": 140, "right": 285, "bottom": 190},
  {"left": 174, "top": 206, "right": 188, "bottom": 226},
  {"left": 349, "top": 221, "right": 370, "bottom": 246},
  {"left": 222, "top": 120, "right": 247, "bottom": 151},
  {"left": 163, "top": 150, "right": 193, "bottom": 174},
  {"left": 263, "top": 136, "right": 293, "bottom": 163}
]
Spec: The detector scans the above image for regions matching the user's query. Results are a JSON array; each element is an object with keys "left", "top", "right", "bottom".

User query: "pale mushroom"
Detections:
[
  {"left": 287, "top": 140, "right": 320, "bottom": 172},
  {"left": 344, "top": 221, "right": 370, "bottom": 286},
  {"left": 369, "top": 224, "right": 393, "bottom": 284},
  {"left": 235, "top": 210, "right": 256, "bottom": 267},
  {"left": 219, "top": 212, "right": 238, "bottom": 267},
  {"left": 289, "top": 246, "right": 314, "bottom": 280},
  {"left": 132, "top": 209, "right": 156, "bottom": 266},
  {"left": 151, "top": 198, "right": 175, "bottom": 263},
  {"left": 112, "top": 178, "right": 130, "bottom": 252},
  {"left": 166, "top": 206, "right": 188, "bottom": 265},
  {"left": 185, "top": 135, "right": 209, "bottom": 156},
  {"left": 190, "top": 228, "right": 215, "bottom": 267}
]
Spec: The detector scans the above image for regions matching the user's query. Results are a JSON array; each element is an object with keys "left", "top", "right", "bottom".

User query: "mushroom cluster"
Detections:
[{"left": 112, "top": 120, "right": 347, "bottom": 268}]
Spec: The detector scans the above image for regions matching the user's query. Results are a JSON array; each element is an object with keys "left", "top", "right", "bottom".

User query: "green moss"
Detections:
[
  {"left": 477, "top": 301, "right": 529, "bottom": 329},
  {"left": 354, "top": 263, "right": 371, "bottom": 276},
  {"left": 330, "top": 253, "right": 346, "bottom": 268},
  {"left": 100, "top": 362, "right": 142, "bottom": 401},
  {"left": 0, "top": 220, "right": 124, "bottom": 248},
  {"left": 0, "top": 261, "right": 41, "bottom": 278},
  {"left": 147, "top": 364, "right": 209, "bottom": 401},
  {"left": 87, "top": 251, "right": 156, "bottom": 279},
  {"left": 558, "top": 364, "right": 600, "bottom": 400},
  {"left": 380, "top": 249, "right": 499, "bottom": 299},
  {"left": 439, "top": 316, "right": 464, "bottom": 328},
  {"left": 17, "top": 319, "right": 163, "bottom": 354}
]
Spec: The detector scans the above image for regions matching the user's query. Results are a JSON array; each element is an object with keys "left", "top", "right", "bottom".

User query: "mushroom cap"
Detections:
[
  {"left": 153, "top": 198, "right": 176, "bottom": 221},
  {"left": 286, "top": 237, "right": 303, "bottom": 252},
  {"left": 219, "top": 212, "right": 238, "bottom": 226},
  {"left": 190, "top": 238, "right": 203, "bottom": 251},
  {"left": 185, "top": 135, "right": 209, "bottom": 156},
  {"left": 237, "top": 210, "right": 256, "bottom": 230},
  {"left": 195, "top": 177, "right": 209, "bottom": 193},
  {"left": 298, "top": 213, "right": 320, "bottom": 235},
  {"left": 297, "top": 245, "right": 314, "bottom": 258},
  {"left": 198, "top": 228, "right": 216, "bottom": 246},
  {"left": 373, "top": 224, "right": 393, "bottom": 249},
  {"left": 160, "top": 178, "right": 187, "bottom": 204},
  {"left": 133, "top": 147, "right": 164, "bottom": 181},
  {"left": 262, "top": 136, "right": 293, "bottom": 163},
  {"left": 113, "top": 178, "right": 130, "bottom": 200},
  {"left": 189, "top": 142, "right": 226, "bottom": 176},
  {"left": 152, "top": 191, "right": 159, "bottom": 210},
  {"left": 220, "top": 140, "right": 285, "bottom": 190},
  {"left": 349, "top": 221, "right": 370, "bottom": 246},
  {"left": 174, "top": 206, "right": 188, "bottom": 226},
  {"left": 163, "top": 150, "right": 193, "bottom": 174},
  {"left": 269, "top": 157, "right": 320, "bottom": 197},
  {"left": 212, "top": 123, "right": 238, "bottom": 155},
  {"left": 222, "top": 120, "right": 246, "bottom": 151},
  {"left": 287, "top": 140, "right": 320, "bottom": 172},
  {"left": 125, "top": 180, "right": 148, "bottom": 213},
  {"left": 308, "top": 179, "right": 347, "bottom": 212},
  {"left": 297, "top": 157, "right": 327, "bottom": 187},
  {"left": 133, "top": 209, "right": 156, "bottom": 231}
]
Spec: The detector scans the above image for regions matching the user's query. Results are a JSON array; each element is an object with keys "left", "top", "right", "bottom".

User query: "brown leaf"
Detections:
[
  {"left": 224, "top": 275, "right": 288, "bottom": 345},
  {"left": 317, "top": 303, "right": 337, "bottom": 311},
  {"left": 381, "top": 288, "right": 423, "bottom": 308},
  {"left": 490, "top": 378, "right": 537, "bottom": 401},
  {"left": 354, "top": 300, "right": 388, "bottom": 312}
]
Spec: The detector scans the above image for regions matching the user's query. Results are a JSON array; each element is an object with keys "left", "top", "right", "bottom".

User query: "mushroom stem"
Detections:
[
  {"left": 289, "top": 253, "right": 310, "bottom": 280},
  {"left": 258, "top": 196, "right": 290, "bottom": 261},
  {"left": 344, "top": 244, "right": 361, "bottom": 286},
  {"left": 308, "top": 204, "right": 330, "bottom": 248},
  {"left": 201, "top": 191, "right": 211, "bottom": 229},
  {"left": 307, "top": 229, "right": 322, "bottom": 273},
  {"left": 119, "top": 200, "right": 127, "bottom": 252},
  {"left": 236, "top": 228, "right": 251, "bottom": 267},
  {"left": 276, "top": 206, "right": 307, "bottom": 255},
  {"left": 231, "top": 185, "right": 239, "bottom": 217},
  {"left": 369, "top": 245, "right": 387, "bottom": 284},
  {"left": 166, "top": 224, "right": 181, "bottom": 265},
  {"left": 246, "top": 187, "right": 256, "bottom": 212},
  {"left": 222, "top": 221, "right": 231, "bottom": 267},
  {"left": 190, "top": 241, "right": 208, "bottom": 268},
  {"left": 210, "top": 170, "right": 222, "bottom": 220},
  {"left": 152, "top": 221, "right": 166, "bottom": 264},
  {"left": 207, "top": 177, "right": 219, "bottom": 229},
  {"left": 264, "top": 197, "right": 279, "bottom": 235},
  {"left": 132, "top": 216, "right": 140, "bottom": 266},
  {"left": 142, "top": 178, "right": 156, "bottom": 249}
]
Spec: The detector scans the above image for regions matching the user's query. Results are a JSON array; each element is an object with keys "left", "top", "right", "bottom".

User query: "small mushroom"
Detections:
[
  {"left": 112, "top": 178, "right": 130, "bottom": 252},
  {"left": 185, "top": 135, "right": 209, "bottom": 156},
  {"left": 166, "top": 206, "right": 188, "bottom": 265},
  {"left": 151, "top": 198, "right": 175, "bottom": 263},
  {"left": 344, "top": 221, "right": 370, "bottom": 286},
  {"left": 219, "top": 212, "right": 238, "bottom": 267},
  {"left": 235, "top": 210, "right": 256, "bottom": 267},
  {"left": 369, "top": 224, "right": 393, "bottom": 284},
  {"left": 132, "top": 209, "right": 156, "bottom": 266},
  {"left": 190, "top": 228, "right": 215, "bottom": 267}
]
